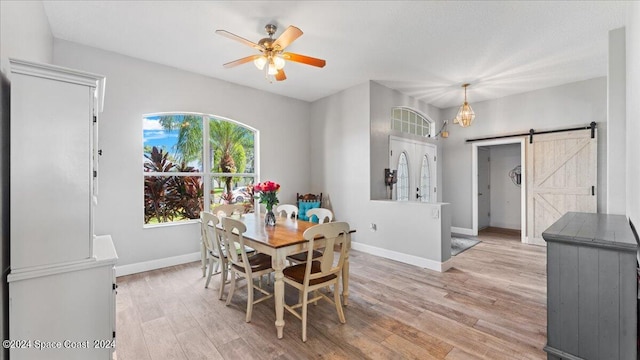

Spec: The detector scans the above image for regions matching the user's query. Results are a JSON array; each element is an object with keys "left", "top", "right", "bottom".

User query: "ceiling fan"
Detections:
[{"left": 215, "top": 24, "right": 326, "bottom": 81}]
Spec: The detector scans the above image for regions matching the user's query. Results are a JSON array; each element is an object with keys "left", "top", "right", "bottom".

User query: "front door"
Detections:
[
  {"left": 526, "top": 130, "right": 597, "bottom": 245},
  {"left": 389, "top": 136, "right": 437, "bottom": 202}
]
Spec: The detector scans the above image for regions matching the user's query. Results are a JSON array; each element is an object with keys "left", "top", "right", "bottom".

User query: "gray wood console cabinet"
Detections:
[{"left": 543, "top": 212, "right": 637, "bottom": 360}]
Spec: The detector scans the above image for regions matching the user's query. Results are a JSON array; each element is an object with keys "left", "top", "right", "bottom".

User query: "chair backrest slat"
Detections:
[
  {"left": 302, "top": 222, "right": 350, "bottom": 284},
  {"left": 306, "top": 208, "right": 333, "bottom": 224},
  {"left": 276, "top": 204, "right": 299, "bottom": 219},
  {"left": 214, "top": 204, "right": 245, "bottom": 219},
  {"left": 200, "top": 211, "right": 222, "bottom": 256},
  {"left": 220, "top": 217, "right": 252, "bottom": 275}
]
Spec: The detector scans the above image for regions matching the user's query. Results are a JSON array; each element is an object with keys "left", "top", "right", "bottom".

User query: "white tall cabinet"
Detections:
[{"left": 7, "top": 59, "right": 117, "bottom": 360}]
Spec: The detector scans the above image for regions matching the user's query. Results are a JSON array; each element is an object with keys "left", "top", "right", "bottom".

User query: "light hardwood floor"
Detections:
[{"left": 115, "top": 229, "right": 547, "bottom": 359}]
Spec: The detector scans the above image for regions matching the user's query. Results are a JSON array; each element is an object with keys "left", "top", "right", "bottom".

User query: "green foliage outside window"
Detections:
[{"left": 143, "top": 114, "right": 256, "bottom": 225}]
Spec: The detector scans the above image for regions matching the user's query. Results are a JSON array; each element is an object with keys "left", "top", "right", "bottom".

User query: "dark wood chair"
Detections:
[
  {"left": 296, "top": 193, "right": 322, "bottom": 222},
  {"left": 296, "top": 193, "right": 322, "bottom": 204}
]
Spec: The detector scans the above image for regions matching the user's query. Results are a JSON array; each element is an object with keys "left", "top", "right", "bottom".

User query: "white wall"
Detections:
[
  {"left": 311, "top": 82, "right": 451, "bottom": 269},
  {"left": 627, "top": 3, "right": 640, "bottom": 228},
  {"left": 0, "top": 0, "right": 53, "bottom": 72},
  {"left": 489, "top": 144, "right": 521, "bottom": 230},
  {"left": 369, "top": 81, "right": 443, "bottom": 200},
  {"left": 442, "top": 78, "right": 607, "bottom": 230},
  {"left": 53, "top": 39, "right": 311, "bottom": 267},
  {"left": 607, "top": 28, "right": 626, "bottom": 215},
  {"left": 310, "top": 83, "right": 370, "bottom": 221}
]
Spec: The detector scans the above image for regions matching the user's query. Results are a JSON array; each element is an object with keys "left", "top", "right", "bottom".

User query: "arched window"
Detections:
[
  {"left": 397, "top": 152, "right": 410, "bottom": 201},
  {"left": 391, "top": 107, "right": 434, "bottom": 137},
  {"left": 142, "top": 113, "right": 257, "bottom": 225},
  {"left": 420, "top": 154, "right": 431, "bottom": 202}
]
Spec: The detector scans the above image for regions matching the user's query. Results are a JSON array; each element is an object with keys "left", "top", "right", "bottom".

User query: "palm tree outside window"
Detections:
[{"left": 142, "top": 113, "right": 257, "bottom": 225}]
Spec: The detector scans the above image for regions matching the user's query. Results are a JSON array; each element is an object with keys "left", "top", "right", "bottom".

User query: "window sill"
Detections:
[{"left": 143, "top": 219, "right": 199, "bottom": 229}]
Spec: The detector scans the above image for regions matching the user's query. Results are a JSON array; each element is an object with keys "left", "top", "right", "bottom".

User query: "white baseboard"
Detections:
[
  {"left": 116, "top": 252, "right": 201, "bottom": 277},
  {"left": 523, "top": 237, "right": 547, "bottom": 247},
  {"left": 451, "top": 227, "right": 473, "bottom": 236},
  {"left": 351, "top": 241, "right": 451, "bottom": 272}
]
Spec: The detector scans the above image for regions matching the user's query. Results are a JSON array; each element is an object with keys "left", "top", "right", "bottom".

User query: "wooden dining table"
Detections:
[{"left": 216, "top": 212, "right": 354, "bottom": 339}]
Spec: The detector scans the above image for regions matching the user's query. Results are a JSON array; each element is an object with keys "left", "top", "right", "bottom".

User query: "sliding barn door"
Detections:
[{"left": 526, "top": 130, "right": 597, "bottom": 245}]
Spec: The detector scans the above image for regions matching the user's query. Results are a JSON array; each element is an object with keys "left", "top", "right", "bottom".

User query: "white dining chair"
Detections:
[
  {"left": 200, "top": 211, "right": 230, "bottom": 299},
  {"left": 276, "top": 204, "right": 298, "bottom": 219},
  {"left": 306, "top": 207, "right": 333, "bottom": 224},
  {"left": 287, "top": 207, "right": 334, "bottom": 265},
  {"left": 283, "top": 221, "right": 350, "bottom": 342},
  {"left": 221, "top": 217, "right": 274, "bottom": 322},
  {"left": 213, "top": 204, "right": 246, "bottom": 219}
]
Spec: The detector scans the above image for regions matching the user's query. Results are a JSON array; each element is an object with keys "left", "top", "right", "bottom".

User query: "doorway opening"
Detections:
[{"left": 472, "top": 138, "right": 526, "bottom": 243}]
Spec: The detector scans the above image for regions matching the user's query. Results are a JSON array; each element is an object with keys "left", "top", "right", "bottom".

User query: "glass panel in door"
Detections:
[
  {"left": 397, "top": 152, "right": 409, "bottom": 201},
  {"left": 419, "top": 155, "right": 431, "bottom": 202}
]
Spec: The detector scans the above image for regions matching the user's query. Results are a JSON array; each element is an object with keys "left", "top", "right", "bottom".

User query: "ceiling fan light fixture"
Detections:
[
  {"left": 273, "top": 55, "right": 286, "bottom": 70},
  {"left": 454, "top": 83, "right": 475, "bottom": 127},
  {"left": 267, "top": 61, "right": 278, "bottom": 75},
  {"left": 253, "top": 56, "right": 267, "bottom": 70}
]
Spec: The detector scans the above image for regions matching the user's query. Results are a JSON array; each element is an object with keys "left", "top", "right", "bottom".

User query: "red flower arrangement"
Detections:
[{"left": 254, "top": 181, "right": 280, "bottom": 212}]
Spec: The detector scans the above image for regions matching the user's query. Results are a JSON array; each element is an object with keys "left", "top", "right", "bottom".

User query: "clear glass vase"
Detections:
[{"left": 265, "top": 208, "right": 276, "bottom": 226}]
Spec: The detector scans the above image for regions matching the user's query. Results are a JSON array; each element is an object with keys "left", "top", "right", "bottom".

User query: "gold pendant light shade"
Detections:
[{"left": 453, "top": 83, "right": 475, "bottom": 127}]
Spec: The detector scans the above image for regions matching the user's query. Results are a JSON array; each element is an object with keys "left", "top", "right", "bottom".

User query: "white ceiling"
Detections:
[{"left": 42, "top": 1, "right": 627, "bottom": 109}]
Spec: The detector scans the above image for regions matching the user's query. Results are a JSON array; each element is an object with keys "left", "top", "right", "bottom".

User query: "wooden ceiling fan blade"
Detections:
[
  {"left": 275, "top": 69, "right": 286, "bottom": 81},
  {"left": 282, "top": 52, "right": 326, "bottom": 68},
  {"left": 273, "top": 26, "right": 303, "bottom": 51},
  {"left": 223, "top": 55, "right": 262, "bottom": 68},
  {"left": 215, "top": 30, "right": 263, "bottom": 50}
]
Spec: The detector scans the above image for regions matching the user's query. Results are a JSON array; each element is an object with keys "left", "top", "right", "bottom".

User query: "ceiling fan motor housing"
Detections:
[
  {"left": 258, "top": 38, "right": 275, "bottom": 50},
  {"left": 260, "top": 24, "right": 278, "bottom": 51},
  {"left": 265, "top": 23, "right": 277, "bottom": 36}
]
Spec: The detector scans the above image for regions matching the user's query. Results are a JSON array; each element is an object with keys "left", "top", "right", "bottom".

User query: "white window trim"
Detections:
[{"left": 142, "top": 112, "right": 260, "bottom": 228}]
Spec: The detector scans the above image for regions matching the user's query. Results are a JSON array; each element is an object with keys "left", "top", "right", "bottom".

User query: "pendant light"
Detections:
[{"left": 453, "top": 83, "right": 475, "bottom": 127}]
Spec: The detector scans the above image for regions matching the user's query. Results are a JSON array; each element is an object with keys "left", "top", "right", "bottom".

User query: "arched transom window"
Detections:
[{"left": 391, "top": 107, "right": 434, "bottom": 138}]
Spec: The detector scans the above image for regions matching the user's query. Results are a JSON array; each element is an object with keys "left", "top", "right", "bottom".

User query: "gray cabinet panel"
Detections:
[
  {"left": 619, "top": 252, "right": 637, "bottom": 360},
  {"left": 577, "top": 246, "right": 598, "bottom": 358},
  {"left": 543, "top": 212, "right": 637, "bottom": 360},
  {"left": 547, "top": 242, "right": 561, "bottom": 348},
  {"left": 558, "top": 244, "right": 579, "bottom": 354},
  {"left": 597, "top": 249, "right": 619, "bottom": 359}
]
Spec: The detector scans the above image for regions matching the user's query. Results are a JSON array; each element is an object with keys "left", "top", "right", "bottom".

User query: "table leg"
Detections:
[
  {"left": 273, "top": 253, "right": 286, "bottom": 338},
  {"left": 201, "top": 241, "right": 207, "bottom": 277},
  {"left": 342, "top": 234, "right": 351, "bottom": 306}
]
